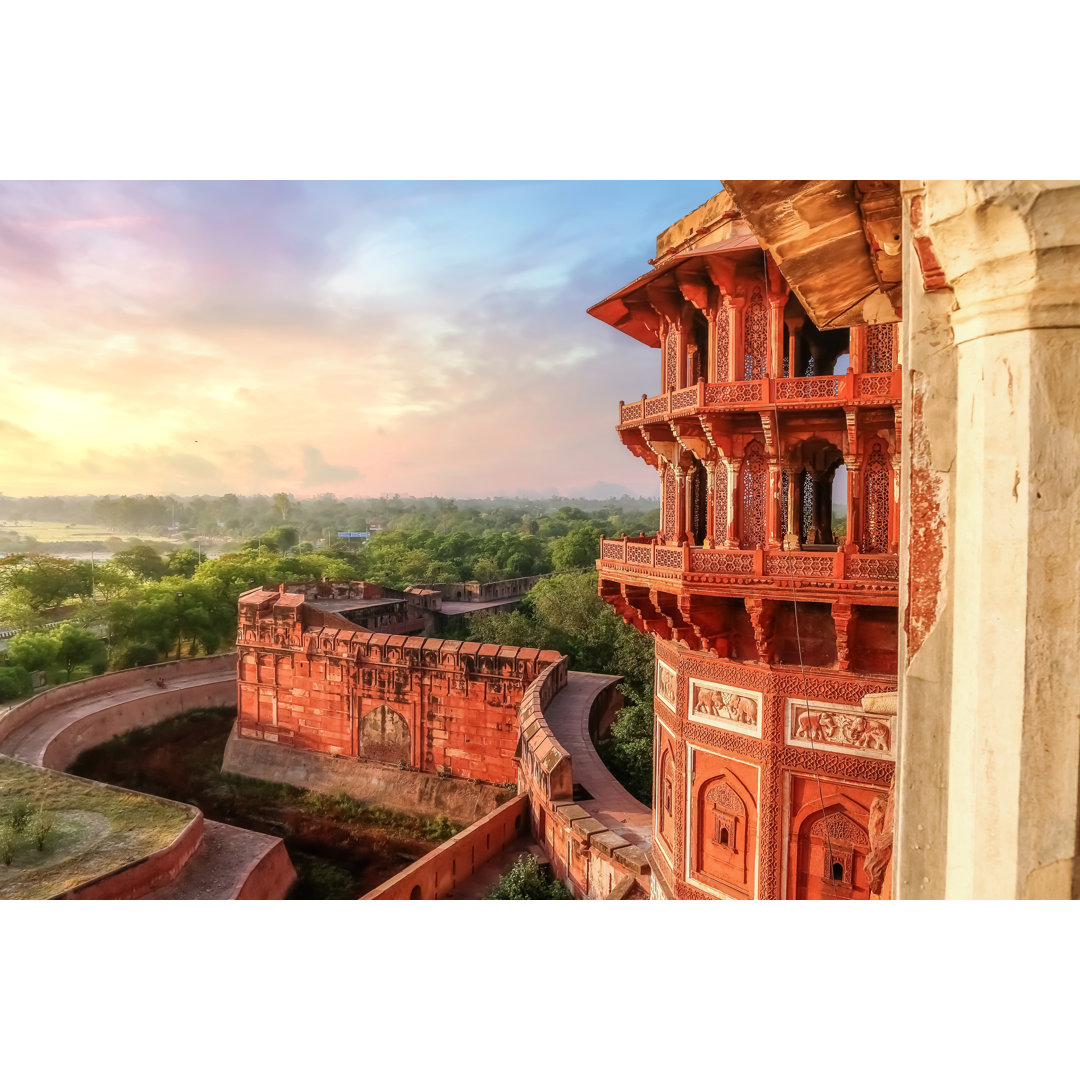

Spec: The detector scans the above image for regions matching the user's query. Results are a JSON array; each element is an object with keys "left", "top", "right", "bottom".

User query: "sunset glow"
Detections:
[{"left": 0, "top": 181, "right": 721, "bottom": 499}]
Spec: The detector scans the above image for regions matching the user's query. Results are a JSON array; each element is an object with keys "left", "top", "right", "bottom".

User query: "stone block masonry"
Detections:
[{"left": 236, "top": 586, "right": 561, "bottom": 784}]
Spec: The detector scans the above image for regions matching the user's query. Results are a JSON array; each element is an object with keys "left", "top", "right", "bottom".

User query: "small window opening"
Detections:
[
  {"left": 720, "top": 827, "right": 730, "bottom": 847},
  {"left": 832, "top": 861, "right": 844, "bottom": 882}
]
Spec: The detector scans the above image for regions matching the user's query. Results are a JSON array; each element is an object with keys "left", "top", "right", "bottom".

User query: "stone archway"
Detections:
[{"left": 358, "top": 704, "right": 411, "bottom": 763}]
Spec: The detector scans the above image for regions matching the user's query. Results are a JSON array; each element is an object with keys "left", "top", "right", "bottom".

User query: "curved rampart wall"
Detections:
[
  {"left": 517, "top": 663, "right": 650, "bottom": 900},
  {"left": 0, "top": 654, "right": 237, "bottom": 770},
  {"left": 57, "top": 811, "right": 205, "bottom": 900},
  {"left": 362, "top": 794, "right": 529, "bottom": 900}
]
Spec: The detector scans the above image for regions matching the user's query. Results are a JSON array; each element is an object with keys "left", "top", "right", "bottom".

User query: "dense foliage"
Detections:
[
  {"left": 486, "top": 854, "right": 573, "bottom": 900},
  {"left": 461, "top": 572, "right": 655, "bottom": 804}
]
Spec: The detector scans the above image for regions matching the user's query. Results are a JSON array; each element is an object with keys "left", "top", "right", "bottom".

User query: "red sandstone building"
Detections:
[{"left": 590, "top": 189, "right": 899, "bottom": 900}]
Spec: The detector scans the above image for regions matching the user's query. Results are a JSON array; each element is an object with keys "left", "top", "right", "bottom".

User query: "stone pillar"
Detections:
[
  {"left": 724, "top": 459, "right": 740, "bottom": 547},
  {"left": 896, "top": 181, "right": 1080, "bottom": 900},
  {"left": 730, "top": 297, "right": 746, "bottom": 381},
  {"left": 706, "top": 311, "right": 717, "bottom": 384},
  {"left": 784, "top": 469, "right": 801, "bottom": 550},
  {"left": 769, "top": 299, "right": 785, "bottom": 379},
  {"left": 844, "top": 456, "right": 861, "bottom": 553},
  {"left": 672, "top": 464, "right": 688, "bottom": 545},
  {"left": 704, "top": 460, "right": 717, "bottom": 548},
  {"left": 766, "top": 461, "right": 782, "bottom": 547}
]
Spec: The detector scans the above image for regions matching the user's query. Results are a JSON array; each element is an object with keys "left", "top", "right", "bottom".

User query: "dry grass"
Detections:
[{"left": 0, "top": 756, "right": 195, "bottom": 899}]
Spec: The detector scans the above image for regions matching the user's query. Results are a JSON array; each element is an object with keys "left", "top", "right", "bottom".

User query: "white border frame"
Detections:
[
  {"left": 783, "top": 696, "right": 894, "bottom": 761},
  {"left": 684, "top": 741, "right": 760, "bottom": 900},
  {"left": 656, "top": 657, "right": 677, "bottom": 709},
  {"left": 686, "top": 677, "right": 763, "bottom": 739}
]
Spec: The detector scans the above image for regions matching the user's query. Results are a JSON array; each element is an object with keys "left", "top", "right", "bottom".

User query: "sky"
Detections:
[{"left": 0, "top": 180, "right": 724, "bottom": 501}]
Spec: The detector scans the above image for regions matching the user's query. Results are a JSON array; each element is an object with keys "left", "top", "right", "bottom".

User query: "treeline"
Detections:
[
  {"left": 453, "top": 573, "right": 655, "bottom": 805},
  {"left": 0, "top": 493, "right": 658, "bottom": 544}
]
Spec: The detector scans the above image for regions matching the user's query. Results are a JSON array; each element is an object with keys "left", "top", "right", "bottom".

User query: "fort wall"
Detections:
[
  {"left": 237, "top": 587, "right": 560, "bottom": 785},
  {"left": 362, "top": 795, "right": 529, "bottom": 899}
]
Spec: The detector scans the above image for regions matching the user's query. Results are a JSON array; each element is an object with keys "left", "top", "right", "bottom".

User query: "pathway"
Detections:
[{"left": 541, "top": 672, "right": 653, "bottom": 849}]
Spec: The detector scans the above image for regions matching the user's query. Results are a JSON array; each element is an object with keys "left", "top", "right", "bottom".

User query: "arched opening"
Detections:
[
  {"left": 832, "top": 861, "right": 844, "bottom": 882},
  {"left": 832, "top": 463, "right": 848, "bottom": 545},
  {"left": 359, "top": 704, "right": 411, "bottom": 763},
  {"left": 786, "top": 438, "right": 844, "bottom": 550},
  {"left": 798, "top": 324, "right": 849, "bottom": 377},
  {"left": 410, "top": 885, "right": 422, "bottom": 899},
  {"left": 720, "top": 827, "right": 730, "bottom": 847}
]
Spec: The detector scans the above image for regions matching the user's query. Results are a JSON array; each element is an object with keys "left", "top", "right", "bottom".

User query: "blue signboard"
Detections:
[{"left": 337, "top": 531, "right": 371, "bottom": 538}]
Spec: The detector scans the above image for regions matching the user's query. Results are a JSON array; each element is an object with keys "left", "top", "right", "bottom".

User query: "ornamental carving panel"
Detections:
[
  {"left": 654, "top": 546, "right": 683, "bottom": 570},
  {"left": 688, "top": 678, "right": 763, "bottom": 738},
  {"left": 627, "top": 542, "right": 653, "bottom": 565},
  {"left": 862, "top": 444, "right": 891, "bottom": 553},
  {"left": 713, "top": 464, "right": 728, "bottom": 542},
  {"left": 690, "top": 549, "right": 753, "bottom": 574},
  {"left": 621, "top": 400, "right": 643, "bottom": 422},
  {"left": 665, "top": 329, "right": 679, "bottom": 390},
  {"left": 645, "top": 395, "right": 667, "bottom": 418},
  {"left": 601, "top": 540, "right": 623, "bottom": 561},
  {"left": 865, "top": 323, "right": 896, "bottom": 373},
  {"left": 715, "top": 301, "right": 730, "bottom": 382},
  {"left": 847, "top": 554, "right": 900, "bottom": 581},
  {"left": 743, "top": 287, "right": 768, "bottom": 381},
  {"left": 785, "top": 697, "right": 893, "bottom": 759},
  {"left": 775, "top": 376, "right": 841, "bottom": 400},
  {"left": 672, "top": 387, "right": 698, "bottom": 410},
  {"left": 855, "top": 373, "right": 893, "bottom": 398},
  {"left": 656, "top": 658, "right": 677, "bottom": 709},
  {"left": 705, "top": 381, "right": 762, "bottom": 404},
  {"left": 740, "top": 441, "right": 767, "bottom": 549},
  {"left": 810, "top": 813, "right": 870, "bottom": 847},
  {"left": 662, "top": 468, "right": 677, "bottom": 537},
  {"left": 765, "top": 553, "right": 834, "bottom": 578}
]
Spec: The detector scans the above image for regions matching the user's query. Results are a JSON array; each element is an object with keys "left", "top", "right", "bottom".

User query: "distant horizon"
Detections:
[{"left": 0, "top": 180, "right": 721, "bottom": 500}]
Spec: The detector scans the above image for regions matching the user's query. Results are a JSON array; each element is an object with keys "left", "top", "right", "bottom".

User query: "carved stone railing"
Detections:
[
  {"left": 598, "top": 536, "right": 899, "bottom": 592},
  {"left": 617, "top": 370, "right": 901, "bottom": 425}
]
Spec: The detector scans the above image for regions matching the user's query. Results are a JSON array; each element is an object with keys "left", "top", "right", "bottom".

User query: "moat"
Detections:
[{"left": 68, "top": 708, "right": 461, "bottom": 899}]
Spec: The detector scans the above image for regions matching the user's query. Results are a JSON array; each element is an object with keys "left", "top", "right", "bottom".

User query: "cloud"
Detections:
[{"left": 301, "top": 445, "right": 362, "bottom": 487}]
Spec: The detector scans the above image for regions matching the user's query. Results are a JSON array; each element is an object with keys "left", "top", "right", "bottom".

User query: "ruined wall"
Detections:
[{"left": 236, "top": 588, "right": 560, "bottom": 785}]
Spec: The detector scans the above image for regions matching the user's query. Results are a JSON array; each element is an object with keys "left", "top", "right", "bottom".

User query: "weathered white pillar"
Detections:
[{"left": 896, "top": 181, "right": 1080, "bottom": 899}]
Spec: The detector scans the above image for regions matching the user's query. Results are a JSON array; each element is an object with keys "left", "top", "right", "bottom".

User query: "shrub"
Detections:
[
  {"left": 0, "top": 823, "right": 16, "bottom": 866},
  {"left": 30, "top": 810, "right": 54, "bottom": 851},
  {"left": 0, "top": 665, "right": 31, "bottom": 703},
  {"left": 8, "top": 796, "right": 33, "bottom": 832},
  {"left": 487, "top": 854, "right": 573, "bottom": 900}
]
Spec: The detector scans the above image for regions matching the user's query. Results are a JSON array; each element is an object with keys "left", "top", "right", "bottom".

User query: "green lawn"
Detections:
[{"left": 0, "top": 756, "right": 195, "bottom": 899}]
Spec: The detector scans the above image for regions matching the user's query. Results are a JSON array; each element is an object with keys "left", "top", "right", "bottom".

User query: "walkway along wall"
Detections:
[{"left": 516, "top": 661, "right": 651, "bottom": 899}]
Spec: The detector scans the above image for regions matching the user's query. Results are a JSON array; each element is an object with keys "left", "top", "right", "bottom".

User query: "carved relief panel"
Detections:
[
  {"left": 785, "top": 697, "right": 893, "bottom": 760},
  {"left": 656, "top": 658, "right": 677, "bottom": 710},
  {"left": 688, "top": 678, "right": 763, "bottom": 738}
]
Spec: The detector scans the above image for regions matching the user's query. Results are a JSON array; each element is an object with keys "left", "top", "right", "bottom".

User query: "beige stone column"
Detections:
[
  {"left": 724, "top": 459, "right": 740, "bottom": 547},
  {"left": 896, "top": 181, "right": 1080, "bottom": 900},
  {"left": 704, "top": 460, "right": 717, "bottom": 548},
  {"left": 784, "top": 469, "right": 801, "bottom": 550}
]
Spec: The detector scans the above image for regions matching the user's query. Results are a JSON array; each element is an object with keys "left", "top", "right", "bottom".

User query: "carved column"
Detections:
[
  {"left": 784, "top": 469, "right": 801, "bottom": 550},
  {"left": 704, "top": 460, "right": 717, "bottom": 548},
  {"left": 769, "top": 299, "right": 785, "bottom": 379},
  {"left": 849, "top": 326, "right": 863, "bottom": 374},
  {"left": 766, "top": 461, "right": 783, "bottom": 547},
  {"left": 672, "top": 463, "right": 688, "bottom": 545},
  {"left": 724, "top": 458, "right": 740, "bottom": 547},
  {"left": 744, "top": 598, "right": 774, "bottom": 665},
  {"left": 730, "top": 296, "right": 746, "bottom": 381},
  {"left": 787, "top": 316, "right": 804, "bottom": 378},
  {"left": 706, "top": 310, "right": 718, "bottom": 384},
  {"left": 844, "top": 456, "right": 862, "bottom": 553},
  {"left": 832, "top": 602, "right": 856, "bottom": 671}
]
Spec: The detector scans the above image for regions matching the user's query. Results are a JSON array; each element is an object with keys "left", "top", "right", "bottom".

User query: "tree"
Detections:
[
  {"left": 0, "top": 665, "right": 31, "bottom": 703},
  {"left": 6, "top": 630, "right": 60, "bottom": 675},
  {"left": 50, "top": 623, "right": 108, "bottom": 678},
  {"left": 112, "top": 545, "right": 168, "bottom": 581},
  {"left": 0, "top": 554, "right": 90, "bottom": 610},
  {"left": 486, "top": 854, "right": 572, "bottom": 900},
  {"left": 272, "top": 492, "right": 293, "bottom": 520},
  {"left": 0, "top": 586, "right": 44, "bottom": 632},
  {"left": 168, "top": 548, "right": 202, "bottom": 578},
  {"left": 549, "top": 524, "right": 602, "bottom": 571}
]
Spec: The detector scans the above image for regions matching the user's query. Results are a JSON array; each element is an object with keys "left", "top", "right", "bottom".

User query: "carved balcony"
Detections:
[
  {"left": 597, "top": 536, "right": 899, "bottom": 607},
  {"left": 617, "top": 370, "right": 901, "bottom": 427}
]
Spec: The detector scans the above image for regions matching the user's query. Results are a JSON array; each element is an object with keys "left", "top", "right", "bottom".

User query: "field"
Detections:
[{"left": 0, "top": 756, "right": 196, "bottom": 899}]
